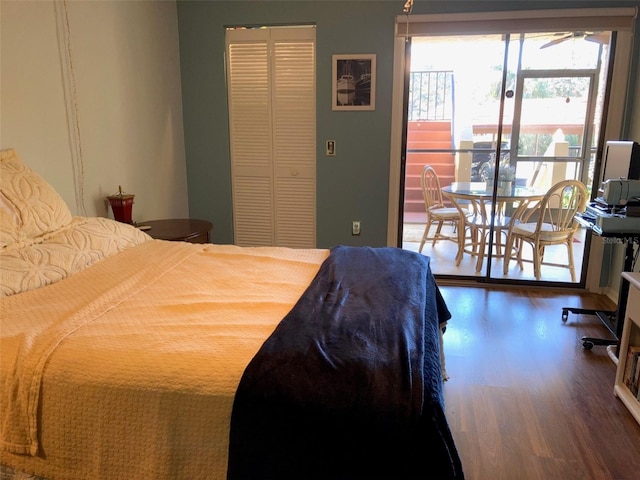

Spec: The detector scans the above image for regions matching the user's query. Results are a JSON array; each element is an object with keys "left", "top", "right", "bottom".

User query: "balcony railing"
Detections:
[{"left": 408, "top": 70, "right": 454, "bottom": 121}]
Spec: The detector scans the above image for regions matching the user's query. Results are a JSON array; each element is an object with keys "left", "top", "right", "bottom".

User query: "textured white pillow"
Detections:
[
  {"left": 0, "top": 190, "right": 21, "bottom": 246},
  {"left": 0, "top": 149, "right": 73, "bottom": 246},
  {"left": 0, "top": 216, "right": 152, "bottom": 297},
  {"left": 0, "top": 149, "right": 153, "bottom": 296}
]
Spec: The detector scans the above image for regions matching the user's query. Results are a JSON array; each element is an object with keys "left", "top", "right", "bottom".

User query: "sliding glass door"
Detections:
[{"left": 400, "top": 30, "right": 610, "bottom": 285}]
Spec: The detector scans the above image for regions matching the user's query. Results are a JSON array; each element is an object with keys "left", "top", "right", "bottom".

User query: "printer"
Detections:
[
  {"left": 583, "top": 179, "right": 640, "bottom": 234},
  {"left": 578, "top": 140, "right": 640, "bottom": 234},
  {"left": 598, "top": 178, "right": 640, "bottom": 207}
]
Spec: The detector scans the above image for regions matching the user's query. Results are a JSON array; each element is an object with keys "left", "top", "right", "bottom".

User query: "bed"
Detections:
[{"left": 0, "top": 148, "right": 464, "bottom": 479}]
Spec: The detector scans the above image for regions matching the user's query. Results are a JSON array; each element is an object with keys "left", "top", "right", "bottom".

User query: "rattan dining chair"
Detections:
[
  {"left": 418, "top": 165, "right": 462, "bottom": 253},
  {"left": 502, "top": 179, "right": 588, "bottom": 281}
]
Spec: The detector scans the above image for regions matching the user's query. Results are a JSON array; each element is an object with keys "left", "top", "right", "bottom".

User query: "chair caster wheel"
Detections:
[
  {"left": 561, "top": 309, "right": 568, "bottom": 322},
  {"left": 583, "top": 341, "right": 594, "bottom": 350}
]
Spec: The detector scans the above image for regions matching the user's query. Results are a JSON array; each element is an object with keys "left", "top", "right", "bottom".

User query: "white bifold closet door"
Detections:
[{"left": 226, "top": 26, "right": 316, "bottom": 248}]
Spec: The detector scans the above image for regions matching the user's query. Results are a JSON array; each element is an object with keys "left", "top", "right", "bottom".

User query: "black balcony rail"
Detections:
[{"left": 408, "top": 70, "right": 454, "bottom": 121}]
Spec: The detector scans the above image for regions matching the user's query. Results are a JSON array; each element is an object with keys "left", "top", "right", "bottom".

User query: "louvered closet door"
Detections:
[{"left": 226, "top": 26, "right": 316, "bottom": 248}]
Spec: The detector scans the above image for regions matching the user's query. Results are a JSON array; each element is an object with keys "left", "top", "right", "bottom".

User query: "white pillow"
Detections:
[{"left": 0, "top": 149, "right": 73, "bottom": 247}]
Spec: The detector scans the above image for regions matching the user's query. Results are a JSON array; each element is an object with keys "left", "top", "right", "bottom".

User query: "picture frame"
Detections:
[{"left": 332, "top": 54, "right": 376, "bottom": 111}]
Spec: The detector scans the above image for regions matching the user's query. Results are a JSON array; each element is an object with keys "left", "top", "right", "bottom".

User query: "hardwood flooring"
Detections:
[{"left": 440, "top": 285, "right": 640, "bottom": 480}]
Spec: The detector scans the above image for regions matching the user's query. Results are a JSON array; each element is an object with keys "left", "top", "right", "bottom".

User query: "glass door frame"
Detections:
[
  {"left": 398, "top": 31, "right": 607, "bottom": 285},
  {"left": 482, "top": 66, "right": 600, "bottom": 281},
  {"left": 509, "top": 69, "right": 600, "bottom": 188},
  {"left": 388, "top": 8, "right": 638, "bottom": 293}
]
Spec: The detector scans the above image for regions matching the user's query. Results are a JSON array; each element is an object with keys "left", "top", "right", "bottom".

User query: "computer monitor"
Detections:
[{"left": 600, "top": 140, "right": 640, "bottom": 187}]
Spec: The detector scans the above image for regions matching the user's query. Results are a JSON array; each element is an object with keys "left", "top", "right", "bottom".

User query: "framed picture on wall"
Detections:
[{"left": 332, "top": 54, "right": 376, "bottom": 111}]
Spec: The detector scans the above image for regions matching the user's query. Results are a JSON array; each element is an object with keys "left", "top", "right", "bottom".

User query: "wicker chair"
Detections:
[
  {"left": 418, "top": 165, "right": 462, "bottom": 254},
  {"left": 503, "top": 179, "right": 588, "bottom": 281}
]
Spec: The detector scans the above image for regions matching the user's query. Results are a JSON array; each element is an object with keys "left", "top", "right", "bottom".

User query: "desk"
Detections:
[
  {"left": 442, "top": 182, "right": 545, "bottom": 272},
  {"left": 562, "top": 216, "right": 639, "bottom": 350}
]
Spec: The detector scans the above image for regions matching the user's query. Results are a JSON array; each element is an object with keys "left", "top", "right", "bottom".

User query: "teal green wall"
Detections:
[{"left": 177, "top": 0, "right": 640, "bottom": 248}]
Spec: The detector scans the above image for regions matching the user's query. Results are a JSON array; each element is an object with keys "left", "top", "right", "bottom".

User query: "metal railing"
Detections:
[{"left": 408, "top": 70, "right": 454, "bottom": 121}]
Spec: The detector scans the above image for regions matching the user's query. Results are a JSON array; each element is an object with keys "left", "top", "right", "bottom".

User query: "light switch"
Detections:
[{"left": 326, "top": 140, "right": 336, "bottom": 156}]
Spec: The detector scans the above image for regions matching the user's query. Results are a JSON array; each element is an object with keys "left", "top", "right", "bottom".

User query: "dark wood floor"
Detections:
[{"left": 439, "top": 285, "right": 640, "bottom": 480}]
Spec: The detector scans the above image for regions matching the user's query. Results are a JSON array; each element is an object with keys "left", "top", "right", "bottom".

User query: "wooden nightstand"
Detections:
[{"left": 139, "top": 219, "right": 213, "bottom": 244}]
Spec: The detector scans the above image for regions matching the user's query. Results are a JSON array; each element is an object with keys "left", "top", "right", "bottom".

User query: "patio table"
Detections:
[{"left": 441, "top": 182, "right": 546, "bottom": 273}]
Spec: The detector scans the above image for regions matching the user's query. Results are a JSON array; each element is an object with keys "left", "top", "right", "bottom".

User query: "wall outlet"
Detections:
[{"left": 352, "top": 220, "right": 361, "bottom": 236}]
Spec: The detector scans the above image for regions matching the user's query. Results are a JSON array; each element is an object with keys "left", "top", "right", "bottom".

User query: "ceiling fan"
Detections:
[{"left": 540, "top": 31, "right": 609, "bottom": 49}]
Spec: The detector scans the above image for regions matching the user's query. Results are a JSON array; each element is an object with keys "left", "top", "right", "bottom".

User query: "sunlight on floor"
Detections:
[{"left": 402, "top": 222, "right": 586, "bottom": 283}]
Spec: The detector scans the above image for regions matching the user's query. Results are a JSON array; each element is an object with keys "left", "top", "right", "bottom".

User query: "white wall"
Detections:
[{"left": 0, "top": 0, "right": 188, "bottom": 222}]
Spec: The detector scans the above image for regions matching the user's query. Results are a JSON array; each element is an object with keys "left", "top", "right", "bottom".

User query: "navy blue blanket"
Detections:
[{"left": 227, "top": 246, "right": 463, "bottom": 479}]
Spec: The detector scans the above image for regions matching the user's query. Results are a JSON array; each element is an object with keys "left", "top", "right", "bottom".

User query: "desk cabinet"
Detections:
[{"left": 614, "top": 272, "right": 640, "bottom": 425}]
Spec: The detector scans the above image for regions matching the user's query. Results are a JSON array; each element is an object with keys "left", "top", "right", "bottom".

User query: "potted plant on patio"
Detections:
[{"left": 498, "top": 164, "right": 516, "bottom": 194}]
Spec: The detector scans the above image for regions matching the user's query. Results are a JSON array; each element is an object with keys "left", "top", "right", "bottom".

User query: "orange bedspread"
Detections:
[{"left": 1, "top": 240, "right": 328, "bottom": 479}]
